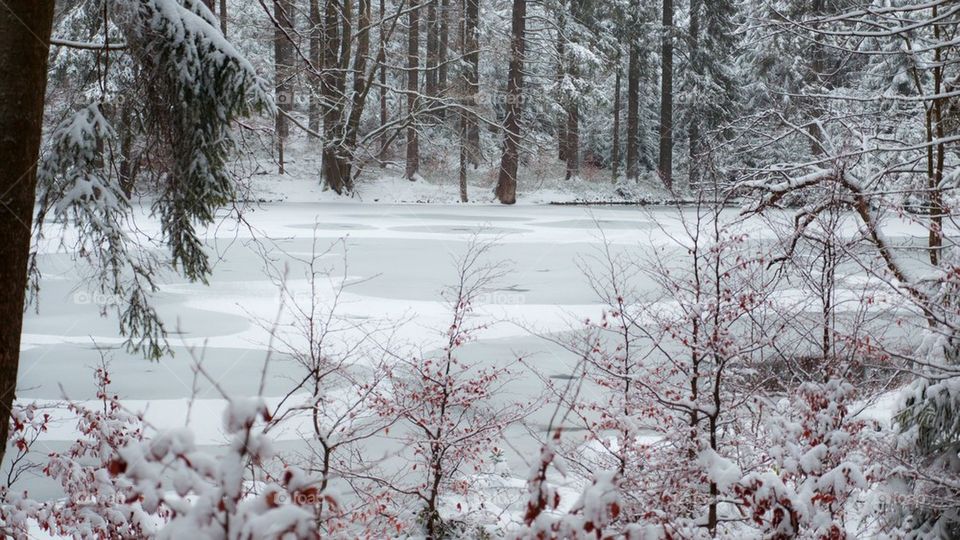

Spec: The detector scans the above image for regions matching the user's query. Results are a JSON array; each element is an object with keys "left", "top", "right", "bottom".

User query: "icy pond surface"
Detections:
[{"left": 16, "top": 202, "right": 923, "bottom": 499}]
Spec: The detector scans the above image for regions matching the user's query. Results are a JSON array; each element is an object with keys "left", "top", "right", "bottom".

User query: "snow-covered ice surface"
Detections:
[{"left": 17, "top": 201, "right": 927, "bottom": 502}]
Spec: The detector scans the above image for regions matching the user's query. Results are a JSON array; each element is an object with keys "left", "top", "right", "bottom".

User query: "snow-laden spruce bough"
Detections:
[{"left": 33, "top": 0, "right": 273, "bottom": 361}]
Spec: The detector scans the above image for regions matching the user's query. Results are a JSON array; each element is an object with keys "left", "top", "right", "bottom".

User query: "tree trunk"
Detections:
[
  {"left": 320, "top": 0, "right": 381, "bottom": 192},
  {"left": 612, "top": 60, "right": 621, "bottom": 183},
  {"left": 405, "top": 0, "right": 421, "bottom": 180},
  {"left": 459, "top": 114, "right": 469, "bottom": 202},
  {"left": 0, "top": 0, "right": 55, "bottom": 468},
  {"left": 464, "top": 0, "right": 481, "bottom": 167},
  {"left": 625, "top": 0, "right": 640, "bottom": 181},
  {"left": 321, "top": 0, "right": 352, "bottom": 193},
  {"left": 657, "top": 0, "right": 673, "bottom": 189},
  {"left": 425, "top": 0, "right": 439, "bottom": 99},
  {"left": 495, "top": 0, "right": 526, "bottom": 204},
  {"left": 118, "top": 102, "right": 135, "bottom": 197},
  {"left": 338, "top": 0, "right": 352, "bottom": 97},
  {"left": 378, "top": 0, "right": 389, "bottom": 166},
  {"left": 219, "top": 0, "right": 227, "bottom": 35},
  {"left": 309, "top": 0, "right": 322, "bottom": 135},
  {"left": 928, "top": 4, "right": 945, "bottom": 267},
  {"left": 558, "top": 123, "right": 567, "bottom": 162},
  {"left": 457, "top": 0, "right": 470, "bottom": 202},
  {"left": 687, "top": 0, "right": 700, "bottom": 191},
  {"left": 563, "top": 0, "right": 580, "bottom": 180},
  {"left": 565, "top": 103, "right": 579, "bottom": 180},
  {"left": 555, "top": 15, "right": 567, "bottom": 163},
  {"left": 438, "top": 0, "right": 450, "bottom": 96},
  {"left": 274, "top": 0, "right": 295, "bottom": 174},
  {"left": 807, "top": 0, "right": 826, "bottom": 156},
  {"left": 340, "top": 0, "right": 371, "bottom": 191}
]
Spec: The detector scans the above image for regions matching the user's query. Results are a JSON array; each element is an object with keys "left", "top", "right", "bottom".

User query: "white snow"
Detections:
[{"left": 18, "top": 200, "right": 921, "bottom": 507}]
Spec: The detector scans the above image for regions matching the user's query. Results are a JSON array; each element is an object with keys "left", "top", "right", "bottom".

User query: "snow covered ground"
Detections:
[
  {"left": 242, "top": 135, "right": 675, "bottom": 205},
  {"left": 17, "top": 199, "right": 927, "bottom": 503}
]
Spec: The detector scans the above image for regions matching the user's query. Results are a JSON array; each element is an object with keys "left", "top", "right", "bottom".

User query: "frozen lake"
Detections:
[
  {"left": 22, "top": 203, "right": 676, "bottom": 396},
  {"left": 14, "top": 202, "right": 925, "bottom": 500}
]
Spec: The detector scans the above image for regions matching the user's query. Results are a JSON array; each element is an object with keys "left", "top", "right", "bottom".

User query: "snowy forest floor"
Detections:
[{"left": 243, "top": 136, "right": 675, "bottom": 205}]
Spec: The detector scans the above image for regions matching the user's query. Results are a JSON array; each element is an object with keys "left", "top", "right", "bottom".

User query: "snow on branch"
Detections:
[
  {"left": 50, "top": 38, "right": 128, "bottom": 51},
  {"left": 35, "top": 103, "right": 169, "bottom": 358},
  {"left": 33, "top": 0, "right": 273, "bottom": 357},
  {"left": 115, "top": 0, "right": 273, "bottom": 281},
  {"left": 740, "top": 166, "right": 933, "bottom": 317}
]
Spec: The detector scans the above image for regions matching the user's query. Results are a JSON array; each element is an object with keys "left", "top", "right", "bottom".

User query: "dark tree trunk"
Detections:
[
  {"left": 219, "top": 0, "right": 227, "bottom": 35},
  {"left": 274, "top": 0, "right": 295, "bottom": 174},
  {"left": 464, "top": 0, "right": 481, "bottom": 166},
  {"left": 0, "top": 0, "right": 55, "bottom": 468},
  {"left": 563, "top": 0, "right": 580, "bottom": 180},
  {"left": 496, "top": 0, "right": 526, "bottom": 204},
  {"left": 459, "top": 114, "right": 469, "bottom": 202},
  {"left": 378, "top": 0, "right": 389, "bottom": 166},
  {"left": 309, "top": 0, "right": 322, "bottom": 134},
  {"left": 321, "top": 0, "right": 342, "bottom": 190},
  {"left": 322, "top": 0, "right": 368, "bottom": 194},
  {"left": 928, "top": 3, "right": 945, "bottom": 267},
  {"left": 808, "top": 0, "right": 826, "bottom": 157},
  {"left": 565, "top": 103, "right": 579, "bottom": 180},
  {"left": 458, "top": 0, "right": 470, "bottom": 201},
  {"left": 687, "top": 0, "right": 700, "bottom": 190},
  {"left": 612, "top": 61, "right": 621, "bottom": 183},
  {"left": 625, "top": 0, "right": 640, "bottom": 181},
  {"left": 405, "top": 0, "right": 421, "bottom": 180},
  {"left": 438, "top": 0, "right": 450, "bottom": 96},
  {"left": 555, "top": 17, "right": 567, "bottom": 163},
  {"left": 338, "top": 0, "right": 352, "bottom": 98},
  {"left": 339, "top": 0, "right": 371, "bottom": 191},
  {"left": 425, "top": 0, "right": 439, "bottom": 99},
  {"left": 558, "top": 123, "right": 567, "bottom": 162},
  {"left": 657, "top": 0, "right": 673, "bottom": 189},
  {"left": 118, "top": 102, "right": 135, "bottom": 197},
  {"left": 321, "top": 0, "right": 354, "bottom": 193},
  {"left": 321, "top": 0, "right": 381, "bottom": 191}
]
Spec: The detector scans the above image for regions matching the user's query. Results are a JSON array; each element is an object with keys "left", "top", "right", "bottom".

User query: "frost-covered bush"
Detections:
[
  {"left": 371, "top": 240, "right": 526, "bottom": 537},
  {"left": 555, "top": 205, "right": 779, "bottom": 534},
  {"left": 515, "top": 432, "right": 633, "bottom": 540},
  {"left": 0, "top": 366, "right": 332, "bottom": 540},
  {"left": 738, "top": 379, "right": 880, "bottom": 538}
]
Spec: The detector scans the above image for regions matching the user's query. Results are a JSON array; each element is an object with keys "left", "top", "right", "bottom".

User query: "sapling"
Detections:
[{"left": 373, "top": 239, "right": 527, "bottom": 537}]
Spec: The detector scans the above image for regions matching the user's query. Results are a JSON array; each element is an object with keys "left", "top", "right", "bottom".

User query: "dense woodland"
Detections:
[
  {"left": 0, "top": 0, "right": 959, "bottom": 538},
  {"left": 42, "top": 0, "right": 793, "bottom": 199},
  {"left": 30, "top": 0, "right": 960, "bottom": 204}
]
